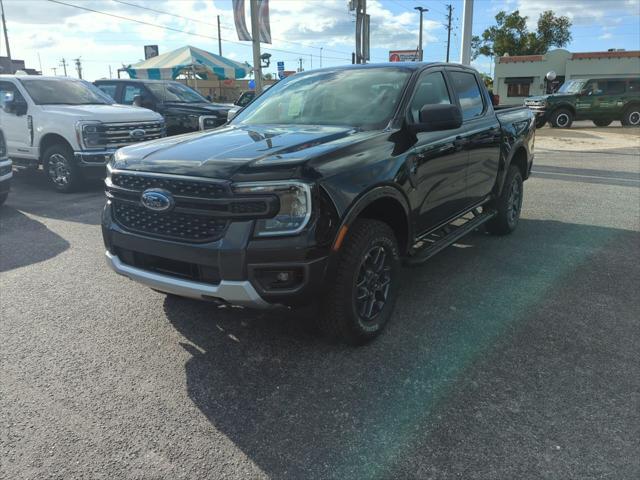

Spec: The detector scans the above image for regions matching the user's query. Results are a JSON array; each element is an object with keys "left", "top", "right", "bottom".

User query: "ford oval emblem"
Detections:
[
  {"left": 129, "top": 129, "right": 146, "bottom": 138},
  {"left": 141, "top": 188, "right": 174, "bottom": 212}
]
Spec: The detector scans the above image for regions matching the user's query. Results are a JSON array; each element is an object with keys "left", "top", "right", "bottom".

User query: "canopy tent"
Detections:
[{"left": 126, "top": 45, "right": 252, "bottom": 81}]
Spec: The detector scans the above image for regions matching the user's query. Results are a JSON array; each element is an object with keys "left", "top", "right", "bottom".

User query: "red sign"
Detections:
[{"left": 389, "top": 50, "right": 419, "bottom": 62}]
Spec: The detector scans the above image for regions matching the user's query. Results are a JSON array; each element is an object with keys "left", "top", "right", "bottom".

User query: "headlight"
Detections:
[
  {"left": 232, "top": 182, "right": 312, "bottom": 237},
  {"left": 76, "top": 121, "right": 105, "bottom": 149},
  {"left": 199, "top": 115, "right": 222, "bottom": 131}
]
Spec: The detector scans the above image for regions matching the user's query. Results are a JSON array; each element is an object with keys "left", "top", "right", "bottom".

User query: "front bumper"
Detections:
[
  {"left": 525, "top": 106, "right": 547, "bottom": 119},
  {"left": 105, "top": 250, "right": 269, "bottom": 307},
  {"left": 0, "top": 158, "right": 12, "bottom": 194},
  {"left": 102, "top": 202, "right": 330, "bottom": 308},
  {"left": 74, "top": 149, "right": 116, "bottom": 167}
]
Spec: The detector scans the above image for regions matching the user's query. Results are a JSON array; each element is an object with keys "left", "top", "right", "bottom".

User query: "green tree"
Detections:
[{"left": 472, "top": 10, "right": 572, "bottom": 60}]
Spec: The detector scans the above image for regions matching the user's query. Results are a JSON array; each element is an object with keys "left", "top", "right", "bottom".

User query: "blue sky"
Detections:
[{"left": 4, "top": 0, "right": 640, "bottom": 81}]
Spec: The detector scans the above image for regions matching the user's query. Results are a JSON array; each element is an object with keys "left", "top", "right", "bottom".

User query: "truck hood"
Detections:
[
  {"left": 112, "top": 124, "right": 373, "bottom": 180},
  {"left": 526, "top": 93, "right": 574, "bottom": 103},
  {"left": 39, "top": 104, "right": 163, "bottom": 122},
  {"left": 161, "top": 102, "right": 232, "bottom": 116}
]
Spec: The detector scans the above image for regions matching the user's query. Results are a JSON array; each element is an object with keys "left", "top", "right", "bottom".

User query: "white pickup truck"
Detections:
[{"left": 0, "top": 75, "right": 165, "bottom": 192}]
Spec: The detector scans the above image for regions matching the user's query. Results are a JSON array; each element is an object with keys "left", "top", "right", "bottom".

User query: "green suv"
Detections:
[{"left": 525, "top": 77, "right": 640, "bottom": 128}]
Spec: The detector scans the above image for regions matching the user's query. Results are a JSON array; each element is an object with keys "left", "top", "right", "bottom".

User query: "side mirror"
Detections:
[
  {"left": 2, "top": 91, "right": 27, "bottom": 116},
  {"left": 414, "top": 104, "right": 462, "bottom": 132},
  {"left": 132, "top": 94, "right": 143, "bottom": 107}
]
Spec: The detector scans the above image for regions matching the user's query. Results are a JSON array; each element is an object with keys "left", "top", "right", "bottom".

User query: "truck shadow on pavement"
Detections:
[
  {"left": 0, "top": 207, "right": 70, "bottom": 273},
  {"left": 7, "top": 171, "right": 104, "bottom": 226},
  {"left": 163, "top": 219, "right": 639, "bottom": 479}
]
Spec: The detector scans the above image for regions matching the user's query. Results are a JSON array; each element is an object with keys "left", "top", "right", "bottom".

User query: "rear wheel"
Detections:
[
  {"left": 550, "top": 108, "right": 573, "bottom": 128},
  {"left": 319, "top": 219, "right": 400, "bottom": 345},
  {"left": 486, "top": 165, "right": 523, "bottom": 236},
  {"left": 43, "top": 144, "right": 82, "bottom": 193},
  {"left": 621, "top": 106, "right": 640, "bottom": 126},
  {"left": 593, "top": 119, "right": 612, "bottom": 127}
]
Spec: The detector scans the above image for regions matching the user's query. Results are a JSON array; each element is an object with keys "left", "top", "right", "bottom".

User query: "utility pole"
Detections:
[
  {"left": 309, "top": 54, "right": 312, "bottom": 69},
  {"left": 249, "top": 0, "right": 262, "bottom": 94},
  {"left": 74, "top": 57, "right": 82, "bottom": 79},
  {"left": 109, "top": 65, "right": 112, "bottom": 79},
  {"left": 60, "top": 58, "right": 68, "bottom": 76},
  {"left": 0, "top": 0, "right": 12, "bottom": 73},
  {"left": 217, "top": 15, "right": 222, "bottom": 56},
  {"left": 51, "top": 67, "right": 57, "bottom": 76},
  {"left": 298, "top": 58, "right": 303, "bottom": 72},
  {"left": 320, "top": 47, "right": 323, "bottom": 68},
  {"left": 414, "top": 6, "right": 428, "bottom": 62},
  {"left": 460, "top": 0, "right": 473, "bottom": 65},
  {"left": 351, "top": 0, "right": 368, "bottom": 64},
  {"left": 445, "top": 4, "right": 453, "bottom": 62}
]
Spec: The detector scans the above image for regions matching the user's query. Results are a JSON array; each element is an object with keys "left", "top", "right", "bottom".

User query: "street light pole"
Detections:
[
  {"left": 249, "top": 0, "right": 263, "bottom": 94},
  {"left": 414, "top": 6, "right": 428, "bottom": 62}
]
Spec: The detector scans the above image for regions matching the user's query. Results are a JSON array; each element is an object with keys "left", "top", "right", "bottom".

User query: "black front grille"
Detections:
[
  {"left": 111, "top": 173, "right": 228, "bottom": 198},
  {"left": 115, "top": 247, "right": 220, "bottom": 284},
  {"left": 113, "top": 203, "right": 227, "bottom": 242}
]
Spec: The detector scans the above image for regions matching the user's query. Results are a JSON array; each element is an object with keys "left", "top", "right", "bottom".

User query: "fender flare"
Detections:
[
  {"left": 495, "top": 139, "right": 528, "bottom": 196},
  {"left": 328, "top": 184, "right": 412, "bottom": 258}
]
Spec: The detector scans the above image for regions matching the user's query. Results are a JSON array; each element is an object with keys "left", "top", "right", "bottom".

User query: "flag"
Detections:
[
  {"left": 258, "top": 0, "right": 272, "bottom": 44},
  {"left": 232, "top": 0, "right": 252, "bottom": 41}
]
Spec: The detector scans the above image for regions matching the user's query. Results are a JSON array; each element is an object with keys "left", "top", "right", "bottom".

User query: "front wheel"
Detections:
[
  {"left": 43, "top": 144, "right": 82, "bottom": 193},
  {"left": 535, "top": 118, "right": 547, "bottom": 129},
  {"left": 550, "top": 109, "right": 573, "bottom": 128},
  {"left": 319, "top": 219, "right": 400, "bottom": 345},
  {"left": 621, "top": 106, "right": 640, "bottom": 127},
  {"left": 485, "top": 165, "right": 523, "bottom": 236}
]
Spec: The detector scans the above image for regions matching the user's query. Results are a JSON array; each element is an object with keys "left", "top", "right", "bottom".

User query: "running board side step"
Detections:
[{"left": 404, "top": 208, "right": 496, "bottom": 266}]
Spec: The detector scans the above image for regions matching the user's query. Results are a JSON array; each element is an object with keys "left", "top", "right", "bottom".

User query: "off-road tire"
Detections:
[
  {"left": 593, "top": 119, "right": 612, "bottom": 127},
  {"left": 621, "top": 105, "right": 640, "bottom": 127},
  {"left": 550, "top": 108, "right": 574, "bottom": 129},
  {"left": 485, "top": 165, "right": 523, "bottom": 236},
  {"left": 319, "top": 219, "right": 400, "bottom": 345},
  {"left": 43, "top": 143, "right": 82, "bottom": 193}
]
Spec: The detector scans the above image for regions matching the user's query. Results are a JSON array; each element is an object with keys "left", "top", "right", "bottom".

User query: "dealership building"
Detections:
[{"left": 493, "top": 49, "right": 640, "bottom": 105}]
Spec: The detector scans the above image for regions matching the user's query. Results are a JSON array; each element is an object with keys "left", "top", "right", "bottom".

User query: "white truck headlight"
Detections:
[
  {"left": 232, "top": 182, "right": 312, "bottom": 237},
  {"left": 76, "top": 121, "right": 105, "bottom": 149}
]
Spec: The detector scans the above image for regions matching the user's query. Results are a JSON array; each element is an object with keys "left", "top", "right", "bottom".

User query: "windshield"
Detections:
[
  {"left": 145, "top": 82, "right": 207, "bottom": 103},
  {"left": 232, "top": 67, "right": 412, "bottom": 129},
  {"left": 19, "top": 78, "right": 112, "bottom": 105},
  {"left": 557, "top": 80, "right": 586, "bottom": 94}
]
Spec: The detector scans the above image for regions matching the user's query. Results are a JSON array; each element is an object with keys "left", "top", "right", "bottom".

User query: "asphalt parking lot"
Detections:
[{"left": 1, "top": 123, "right": 639, "bottom": 480}]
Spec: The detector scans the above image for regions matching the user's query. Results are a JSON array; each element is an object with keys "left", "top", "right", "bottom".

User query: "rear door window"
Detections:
[
  {"left": 449, "top": 71, "right": 484, "bottom": 120},
  {"left": 604, "top": 80, "right": 625, "bottom": 95}
]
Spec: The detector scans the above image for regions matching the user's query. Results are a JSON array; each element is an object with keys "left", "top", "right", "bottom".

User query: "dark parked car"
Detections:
[
  {"left": 102, "top": 63, "right": 534, "bottom": 344},
  {"left": 525, "top": 76, "right": 640, "bottom": 128},
  {"left": 94, "top": 79, "right": 232, "bottom": 135}
]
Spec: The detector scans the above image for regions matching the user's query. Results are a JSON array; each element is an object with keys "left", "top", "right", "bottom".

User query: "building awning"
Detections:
[{"left": 504, "top": 77, "right": 534, "bottom": 84}]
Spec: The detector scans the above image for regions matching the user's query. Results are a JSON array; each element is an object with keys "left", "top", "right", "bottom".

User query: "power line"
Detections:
[
  {"left": 110, "top": 0, "right": 354, "bottom": 58},
  {"left": 47, "top": 0, "right": 353, "bottom": 62}
]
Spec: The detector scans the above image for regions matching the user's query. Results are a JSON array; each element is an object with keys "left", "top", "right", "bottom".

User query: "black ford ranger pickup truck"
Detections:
[{"left": 102, "top": 63, "right": 534, "bottom": 344}]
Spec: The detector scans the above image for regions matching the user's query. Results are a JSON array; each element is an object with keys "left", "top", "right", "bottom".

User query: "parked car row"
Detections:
[{"left": 524, "top": 76, "right": 640, "bottom": 128}]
